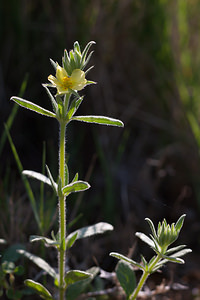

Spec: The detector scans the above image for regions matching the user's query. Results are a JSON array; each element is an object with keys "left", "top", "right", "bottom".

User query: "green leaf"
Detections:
[
  {"left": 66, "top": 267, "right": 99, "bottom": 300},
  {"left": 110, "top": 252, "right": 142, "bottom": 269},
  {"left": 160, "top": 254, "right": 184, "bottom": 264},
  {"left": 116, "top": 260, "right": 136, "bottom": 298},
  {"left": 71, "top": 115, "right": 124, "bottom": 127},
  {"left": 66, "top": 222, "right": 113, "bottom": 245},
  {"left": 135, "top": 232, "right": 155, "bottom": 248},
  {"left": 22, "top": 170, "right": 51, "bottom": 186},
  {"left": 65, "top": 270, "right": 92, "bottom": 288},
  {"left": 17, "top": 249, "right": 57, "bottom": 279},
  {"left": 172, "top": 248, "right": 192, "bottom": 258},
  {"left": 66, "top": 232, "right": 78, "bottom": 249},
  {"left": 25, "top": 279, "right": 53, "bottom": 299},
  {"left": 11, "top": 97, "right": 56, "bottom": 118},
  {"left": 30, "top": 235, "right": 59, "bottom": 247},
  {"left": 57, "top": 178, "right": 63, "bottom": 197},
  {"left": 62, "top": 180, "right": 90, "bottom": 196},
  {"left": 46, "top": 165, "right": 58, "bottom": 194}
]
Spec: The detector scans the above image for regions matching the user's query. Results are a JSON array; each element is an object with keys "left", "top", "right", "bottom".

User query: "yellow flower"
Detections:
[{"left": 48, "top": 65, "right": 87, "bottom": 94}]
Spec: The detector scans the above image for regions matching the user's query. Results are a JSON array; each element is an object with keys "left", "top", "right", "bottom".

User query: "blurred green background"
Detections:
[{"left": 0, "top": 0, "right": 200, "bottom": 284}]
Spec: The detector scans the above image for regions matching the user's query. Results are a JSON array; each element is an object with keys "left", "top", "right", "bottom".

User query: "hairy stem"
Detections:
[
  {"left": 130, "top": 254, "right": 161, "bottom": 300},
  {"left": 58, "top": 120, "right": 67, "bottom": 300}
]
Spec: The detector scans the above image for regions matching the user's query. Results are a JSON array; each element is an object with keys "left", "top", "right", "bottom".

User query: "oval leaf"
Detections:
[
  {"left": 66, "top": 222, "right": 113, "bottom": 246},
  {"left": 25, "top": 279, "right": 53, "bottom": 299},
  {"left": 65, "top": 270, "right": 92, "bottom": 288},
  {"left": 62, "top": 180, "right": 90, "bottom": 196},
  {"left": 116, "top": 260, "right": 136, "bottom": 297},
  {"left": 71, "top": 115, "right": 124, "bottom": 127},
  {"left": 11, "top": 97, "right": 56, "bottom": 118}
]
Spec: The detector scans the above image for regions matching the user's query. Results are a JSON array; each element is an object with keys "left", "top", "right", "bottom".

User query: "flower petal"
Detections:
[
  {"left": 71, "top": 69, "right": 87, "bottom": 91},
  {"left": 56, "top": 65, "right": 68, "bottom": 82},
  {"left": 48, "top": 75, "right": 59, "bottom": 86}
]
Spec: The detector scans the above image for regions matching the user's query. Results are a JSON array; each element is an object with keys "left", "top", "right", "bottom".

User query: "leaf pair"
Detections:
[
  {"left": 11, "top": 95, "right": 124, "bottom": 127},
  {"left": 22, "top": 168, "right": 90, "bottom": 197}
]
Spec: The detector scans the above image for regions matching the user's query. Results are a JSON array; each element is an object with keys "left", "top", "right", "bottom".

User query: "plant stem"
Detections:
[
  {"left": 58, "top": 120, "right": 67, "bottom": 300},
  {"left": 130, "top": 254, "right": 161, "bottom": 300}
]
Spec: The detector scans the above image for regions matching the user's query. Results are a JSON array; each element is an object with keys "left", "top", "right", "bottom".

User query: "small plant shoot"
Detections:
[{"left": 110, "top": 215, "right": 192, "bottom": 299}]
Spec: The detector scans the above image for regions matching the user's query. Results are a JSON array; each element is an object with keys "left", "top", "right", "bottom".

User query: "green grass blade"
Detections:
[
  {"left": 18, "top": 249, "right": 57, "bottom": 279},
  {"left": 0, "top": 75, "right": 28, "bottom": 156},
  {"left": 5, "top": 125, "right": 41, "bottom": 231}
]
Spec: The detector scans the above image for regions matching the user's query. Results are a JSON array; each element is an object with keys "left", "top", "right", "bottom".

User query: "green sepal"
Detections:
[
  {"left": 145, "top": 218, "right": 157, "bottom": 240},
  {"left": 62, "top": 180, "right": 90, "bottom": 196},
  {"left": 50, "top": 58, "right": 57, "bottom": 70},
  {"left": 80, "top": 41, "right": 96, "bottom": 71},
  {"left": 42, "top": 84, "right": 58, "bottom": 113},
  {"left": 17, "top": 249, "right": 57, "bottom": 279},
  {"left": 65, "top": 270, "right": 92, "bottom": 288},
  {"left": 24, "top": 279, "right": 53, "bottom": 300},
  {"left": 66, "top": 232, "right": 78, "bottom": 249},
  {"left": 175, "top": 214, "right": 186, "bottom": 232},
  {"left": 30, "top": 235, "right": 59, "bottom": 248},
  {"left": 116, "top": 260, "right": 136, "bottom": 298},
  {"left": 110, "top": 252, "right": 143, "bottom": 270},
  {"left": 66, "top": 222, "right": 113, "bottom": 246},
  {"left": 71, "top": 115, "right": 124, "bottom": 127},
  {"left": 10, "top": 97, "right": 56, "bottom": 118}
]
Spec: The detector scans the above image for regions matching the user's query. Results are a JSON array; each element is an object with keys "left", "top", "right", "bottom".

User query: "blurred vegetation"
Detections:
[{"left": 0, "top": 0, "right": 200, "bottom": 280}]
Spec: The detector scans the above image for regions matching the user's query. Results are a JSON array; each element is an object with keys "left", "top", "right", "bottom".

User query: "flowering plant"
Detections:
[
  {"left": 11, "top": 41, "right": 123, "bottom": 300},
  {"left": 110, "top": 214, "right": 192, "bottom": 300}
]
